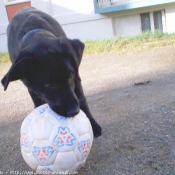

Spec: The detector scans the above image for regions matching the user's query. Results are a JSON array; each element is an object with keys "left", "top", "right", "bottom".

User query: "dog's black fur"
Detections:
[{"left": 1, "top": 7, "right": 101, "bottom": 137}]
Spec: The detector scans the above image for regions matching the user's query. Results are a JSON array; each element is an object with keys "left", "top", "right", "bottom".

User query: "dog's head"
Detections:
[{"left": 1, "top": 34, "right": 85, "bottom": 117}]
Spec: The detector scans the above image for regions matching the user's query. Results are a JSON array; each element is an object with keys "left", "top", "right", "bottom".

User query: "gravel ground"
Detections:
[{"left": 1, "top": 46, "right": 175, "bottom": 174}]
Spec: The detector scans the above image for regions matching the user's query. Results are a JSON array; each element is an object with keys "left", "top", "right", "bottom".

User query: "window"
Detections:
[
  {"left": 153, "top": 11, "right": 163, "bottom": 31},
  {"left": 140, "top": 10, "right": 164, "bottom": 33},
  {"left": 140, "top": 13, "right": 151, "bottom": 31}
]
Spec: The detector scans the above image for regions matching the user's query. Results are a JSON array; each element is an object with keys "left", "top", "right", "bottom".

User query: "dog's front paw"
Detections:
[{"left": 92, "top": 122, "right": 102, "bottom": 137}]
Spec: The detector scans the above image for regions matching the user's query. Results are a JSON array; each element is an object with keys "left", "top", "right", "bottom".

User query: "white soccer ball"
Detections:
[{"left": 20, "top": 104, "right": 93, "bottom": 174}]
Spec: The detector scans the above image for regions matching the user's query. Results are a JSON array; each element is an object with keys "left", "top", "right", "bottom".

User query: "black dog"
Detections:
[{"left": 1, "top": 7, "right": 101, "bottom": 137}]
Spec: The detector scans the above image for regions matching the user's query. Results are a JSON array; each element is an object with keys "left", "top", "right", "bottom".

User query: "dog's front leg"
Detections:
[{"left": 74, "top": 78, "right": 102, "bottom": 137}]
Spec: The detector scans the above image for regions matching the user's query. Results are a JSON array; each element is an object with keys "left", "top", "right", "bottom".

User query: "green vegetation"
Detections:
[
  {"left": 84, "top": 30, "right": 175, "bottom": 55},
  {"left": 0, "top": 52, "right": 10, "bottom": 63},
  {"left": 1, "top": 31, "right": 175, "bottom": 63}
]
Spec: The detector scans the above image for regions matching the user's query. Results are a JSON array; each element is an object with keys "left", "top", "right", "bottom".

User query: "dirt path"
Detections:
[{"left": 1, "top": 46, "right": 175, "bottom": 174}]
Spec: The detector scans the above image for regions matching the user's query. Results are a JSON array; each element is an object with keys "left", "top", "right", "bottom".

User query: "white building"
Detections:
[{"left": 1, "top": 0, "right": 175, "bottom": 52}]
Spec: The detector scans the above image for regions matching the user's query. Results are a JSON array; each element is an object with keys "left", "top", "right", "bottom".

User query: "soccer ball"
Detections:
[{"left": 20, "top": 104, "right": 93, "bottom": 174}]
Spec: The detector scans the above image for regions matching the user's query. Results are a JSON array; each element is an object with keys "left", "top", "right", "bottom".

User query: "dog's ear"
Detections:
[
  {"left": 52, "top": 38, "right": 85, "bottom": 68},
  {"left": 69, "top": 39, "right": 85, "bottom": 67},
  {"left": 1, "top": 57, "right": 35, "bottom": 90}
]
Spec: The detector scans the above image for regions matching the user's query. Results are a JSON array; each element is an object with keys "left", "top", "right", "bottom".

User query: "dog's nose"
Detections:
[
  {"left": 67, "top": 108, "right": 80, "bottom": 117},
  {"left": 51, "top": 105, "right": 80, "bottom": 117}
]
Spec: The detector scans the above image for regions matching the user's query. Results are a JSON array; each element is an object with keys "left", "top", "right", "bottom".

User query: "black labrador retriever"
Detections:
[{"left": 1, "top": 7, "right": 101, "bottom": 137}]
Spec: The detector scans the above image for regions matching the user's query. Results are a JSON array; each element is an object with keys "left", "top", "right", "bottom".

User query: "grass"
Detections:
[
  {"left": 0, "top": 52, "right": 10, "bottom": 64},
  {"left": 84, "top": 30, "right": 175, "bottom": 55},
  {"left": 1, "top": 31, "right": 175, "bottom": 63}
]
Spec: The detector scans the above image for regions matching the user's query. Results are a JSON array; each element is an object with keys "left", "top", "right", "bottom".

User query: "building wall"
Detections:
[
  {"left": 114, "top": 14, "right": 141, "bottom": 36},
  {"left": 109, "top": 3, "right": 175, "bottom": 37},
  {"left": 165, "top": 4, "right": 175, "bottom": 33},
  {"left": 31, "top": 0, "right": 175, "bottom": 39},
  {"left": 62, "top": 18, "right": 114, "bottom": 40},
  {"left": 31, "top": 0, "right": 112, "bottom": 40},
  {"left": 0, "top": 0, "right": 8, "bottom": 52},
  {"left": 0, "top": 34, "right": 8, "bottom": 52}
]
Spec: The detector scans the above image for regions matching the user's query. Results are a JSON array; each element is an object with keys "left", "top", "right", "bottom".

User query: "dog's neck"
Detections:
[{"left": 22, "top": 29, "right": 44, "bottom": 41}]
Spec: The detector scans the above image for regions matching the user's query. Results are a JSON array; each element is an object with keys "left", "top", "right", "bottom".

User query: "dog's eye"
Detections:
[
  {"left": 44, "top": 83, "right": 53, "bottom": 88},
  {"left": 44, "top": 83, "right": 56, "bottom": 91},
  {"left": 68, "top": 74, "right": 74, "bottom": 84},
  {"left": 69, "top": 74, "right": 74, "bottom": 80}
]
